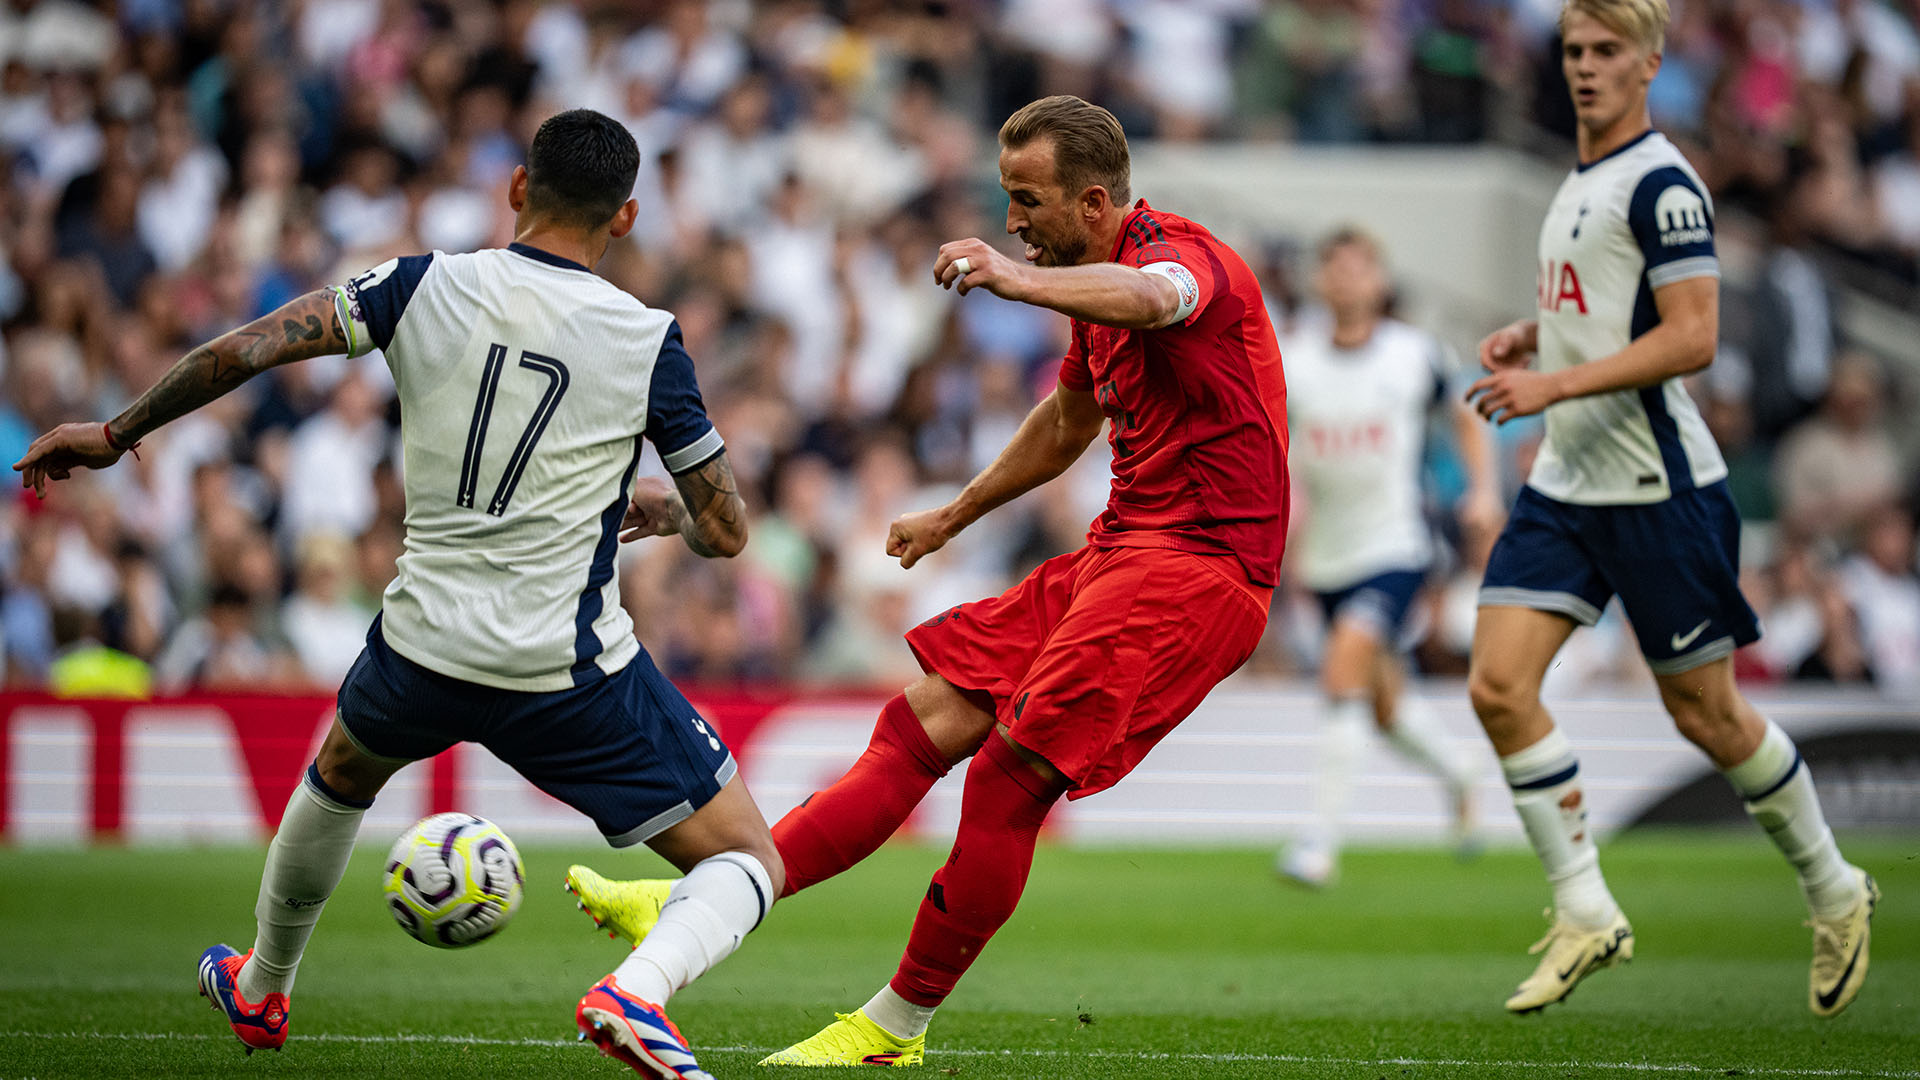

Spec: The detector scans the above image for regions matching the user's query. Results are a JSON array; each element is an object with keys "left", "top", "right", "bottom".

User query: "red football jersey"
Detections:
[{"left": 1058, "top": 200, "right": 1290, "bottom": 587}]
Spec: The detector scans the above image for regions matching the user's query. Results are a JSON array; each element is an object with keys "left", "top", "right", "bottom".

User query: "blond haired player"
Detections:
[{"left": 1465, "top": 0, "right": 1876, "bottom": 1014}]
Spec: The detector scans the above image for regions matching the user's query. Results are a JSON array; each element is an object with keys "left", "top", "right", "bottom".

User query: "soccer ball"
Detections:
[{"left": 382, "top": 812, "right": 525, "bottom": 948}]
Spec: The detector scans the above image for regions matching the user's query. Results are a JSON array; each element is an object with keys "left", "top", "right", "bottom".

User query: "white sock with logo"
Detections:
[
  {"left": 862, "top": 984, "right": 936, "bottom": 1040},
  {"left": 1501, "top": 728, "right": 1620, "bottom": 929},
  {"left": 1382, "top": 694, "right": 1474, "bottom": 794},
  {"left": 238, "top": 766, "right": 369, "bottom": 1000},
  {"left": 1300, "top": 697, "right": 1372, "bottom": 860},
  {"left": 612, "top": 851, "right": 773, "bottom": 1006},
  {"left": 1722, "top": 720, "right": 1861, "bottom": 919}
]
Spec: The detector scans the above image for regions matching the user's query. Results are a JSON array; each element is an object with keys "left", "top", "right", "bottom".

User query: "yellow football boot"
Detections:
[
  {"left": 565, "top": 865, "right": 674, "bottom": 945},
  {"left": 758, "top": 1009, "right": 924, "bottom": 1067}
]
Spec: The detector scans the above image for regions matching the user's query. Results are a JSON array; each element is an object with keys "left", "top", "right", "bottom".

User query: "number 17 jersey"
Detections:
[{"left": 332, "top": 243, "right": 723, "bottom": 691}]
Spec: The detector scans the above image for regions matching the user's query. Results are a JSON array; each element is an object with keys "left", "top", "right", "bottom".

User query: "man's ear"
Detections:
[
  {"left": 1081, "top": 184, "right": 1110, "bottom": 222},
  {"left": 607, "top": 198, "right": 640, "bottom": 240},
  {"left": 508, "top": 165, "right": 529, "bottom": 213}
]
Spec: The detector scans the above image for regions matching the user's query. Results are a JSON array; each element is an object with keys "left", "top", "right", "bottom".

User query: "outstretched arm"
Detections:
[
  {"left": 620, "top": 451, "right": 748, "bottom": 559},
  {"left": 886, "top": 381, "right": 1106, "bottom": 569},
  {"left": 13, "top": 290, "right": 349, "bottom": 495},
  {"left": 931, "top": 238, "right": 1185, "bottom": 330}
]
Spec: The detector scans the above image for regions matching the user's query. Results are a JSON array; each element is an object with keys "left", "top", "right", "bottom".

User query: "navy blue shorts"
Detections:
[
  {"left": 335, "top": 618, "right": 736, "bottom": 847},
  {"left": 1314, "top": 568, "right": 1427, "bottom": 648},
  {"left": 1479, "top": 482, "right": 1761, "bottom": 675}
]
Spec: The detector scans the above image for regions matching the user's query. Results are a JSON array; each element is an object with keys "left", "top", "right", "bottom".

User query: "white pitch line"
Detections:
[{"left": 3, "top": 1031, "right": 1914, "bottom": 1078}]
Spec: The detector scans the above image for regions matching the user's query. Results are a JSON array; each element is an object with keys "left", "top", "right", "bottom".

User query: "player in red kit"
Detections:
[{"left": 566, "top": 95, "right": 1288, "bottom": 1067}]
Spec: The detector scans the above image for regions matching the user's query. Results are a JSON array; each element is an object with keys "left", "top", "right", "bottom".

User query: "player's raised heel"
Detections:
[
  {"left": 758, "top": 1008, "right": 925, "bottom": 1067},
  {"left": 1504, "top": 911, "right": 1634, "bottom": 1014},
  {"left": 1809, "top": 868, "right": 1878, "bottom": 1017},
  {"left": 565, "top": 865, "right": 675, "bottom": 945},
  {"left": 196, "top": 944, "right": 290, "bottom": 1053},
  {"left": 576, "top": 976, "right": 715, "bottom": 1079}
]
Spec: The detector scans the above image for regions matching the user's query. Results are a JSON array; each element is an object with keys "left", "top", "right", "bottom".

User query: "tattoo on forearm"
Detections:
[
  {"left": 283, "top": 314, "right": 326, "bottom": 344},
  {"left": 111, "top": 291, "right": 349, "bottom": 443},
  {"left": 672, "top": 454, "right": 745, "bottom": 557}
]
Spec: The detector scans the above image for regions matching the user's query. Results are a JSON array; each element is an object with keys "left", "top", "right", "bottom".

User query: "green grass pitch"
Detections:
[{"left": 2, "top": 831, "right": 1914, "bottom": 1078}]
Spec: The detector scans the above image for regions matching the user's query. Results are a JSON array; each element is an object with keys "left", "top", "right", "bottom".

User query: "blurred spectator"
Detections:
[
  {"left": 1745, "top": 538, "right": 1869, "bottom": 682},
  {"left": 281, "top": 371, "right": 388, "bottom": 547},
  {"left": 56, "top": 159, "right": 156, "bottom": 308},
  {"left": 1240, "top": 0, "right": 1365, "bottom": 142},
  {"left": 137, "top": 90, "right": 228, "bottom": 271},
  {"left": 2, "top": 517, "right": 59, "bottom": 686},
  {"left": 153, "top": 581, "right": 292, "bottom": 692},
  {"left": 318, "top": 141, "right": 407, "bottom": 253},
  {"left": 675, "top": 76, "right": 784, "bottom": 233},
  {"left": 1840, "top": 503, "right": 1920, "bottom": 695},
  {"left": 280, "top": 531, "right": 373, "bottom": 688},
  {"left": 48, "top": 603, "right": 151, "bottom": 699},
  {"left": 1773, "top": 352, "right": 1903, "bottom": 545}
]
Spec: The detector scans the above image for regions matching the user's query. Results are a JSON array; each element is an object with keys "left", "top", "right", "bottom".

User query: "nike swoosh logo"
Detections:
[
  {"left": 1558, "top": 927, "right": 1630, "bottom": 981},
  {"left": 1670, "top": 620, "right": 1710, "bottom": 651},
  {"left": 1816, "top": 934, "right": 1865, "bottom": 1011}
]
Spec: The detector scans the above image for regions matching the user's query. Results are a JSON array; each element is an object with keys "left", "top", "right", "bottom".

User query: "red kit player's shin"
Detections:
[
  {"left": 888, "top": 733, "right": 1066, "bottom": 1006},
  {"left": 771, "top": 694, "right": 955, "bottom": 897}
]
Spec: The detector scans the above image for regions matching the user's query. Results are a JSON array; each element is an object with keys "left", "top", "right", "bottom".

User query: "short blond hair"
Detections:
[
  {"left": 999, "top": 95, "right": 1131, "bottom": 205},
  {"left": 1559, "top": 0, "right": 1669, "bottom": 52}
]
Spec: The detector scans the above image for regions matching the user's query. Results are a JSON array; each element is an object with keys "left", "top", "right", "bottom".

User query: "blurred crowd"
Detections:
[{"left": 0, "top": 0, "right": 1915, "bottom": 699}]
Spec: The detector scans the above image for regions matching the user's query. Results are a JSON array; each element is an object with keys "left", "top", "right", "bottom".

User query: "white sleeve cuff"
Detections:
[
  {"left": 1139, "top": 261, "right": 1201, "bottom": 324},
  {"left": 1647, "top": 257, "right": 1719, "bottom": 289},
  {"left": 661, "top": 427, "right": 724, "bottom": 474}
]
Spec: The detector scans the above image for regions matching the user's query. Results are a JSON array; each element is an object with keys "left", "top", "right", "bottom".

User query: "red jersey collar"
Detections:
[{"left": 1108, "top": 198, "right": 1152, "bottom": 262}]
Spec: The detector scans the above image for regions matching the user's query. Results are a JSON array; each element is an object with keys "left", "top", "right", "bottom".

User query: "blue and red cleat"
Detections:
[
  {"left": 196, "top": 944, "right": 288, "bottom": 1054},
  {"left": 575, "top": 975, "right": 715, "bottom": 1079}
]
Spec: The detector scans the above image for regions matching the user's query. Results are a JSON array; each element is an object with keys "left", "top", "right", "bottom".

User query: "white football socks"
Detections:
[
  {"left": 1382, "top": 694, "right": 1474, "bottom": 795},
  {"left": 1722, "top": 720, "right": 1861, "bottom": 919},
  {"left": 1301, "top": 696, "right": 1371, "bottom": 858},
  {"left": 238, "top": 765, "right": 369, "bottom": 1000},
  {"left": 1501, "top": 728, "right": 1620, "bottom": 929},
  {"left": 863, "top": 984, "right": 936, "bottom": 1040},
  {"left": 612, "top": 851, "right": 773, "bottom": 1006}
]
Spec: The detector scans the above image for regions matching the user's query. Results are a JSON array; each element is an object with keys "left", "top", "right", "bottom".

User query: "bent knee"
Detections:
[
  {"left": 1663, "top": 696, "right": 1739, "bottom": 745},
  {"left": 1467, "top": 668, "right": 1536, "bottom": 724},
  {"left": 906, "top": 674, "right": 996, "bottom": 763},
  {"left": 736, "top": 840, "right": 786, "bottom": 901},
  {"left": 312, "top": 724, "right": 395, "bottom": 803}
]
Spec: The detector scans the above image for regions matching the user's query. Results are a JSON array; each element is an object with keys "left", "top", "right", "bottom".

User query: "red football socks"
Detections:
[
  {"left": 889, "top": 733, "right": 1066, "bottom": 1007},
  {"left": 772, "top": 694, "right": 953, "bottom": 898}
]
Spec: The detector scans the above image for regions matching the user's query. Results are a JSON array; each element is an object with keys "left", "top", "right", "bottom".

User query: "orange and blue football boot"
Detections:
[
  {"left": 575, "top": 975, "right": 715, "bottom": 1079},
  {"left": 196, "top": 944, "right": 289, "bottom": 1054}
]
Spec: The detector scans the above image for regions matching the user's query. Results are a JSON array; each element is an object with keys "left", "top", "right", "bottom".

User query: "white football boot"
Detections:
[
  {"left": 1808, "top": 868, "right": 1878, "bottom": 1017},
  {"left": 1505, "top": 909, "right": 1634, "bottom": 1013},
  {"left": 1277, "top": 845, "right": 1336, "bottom": 889}
]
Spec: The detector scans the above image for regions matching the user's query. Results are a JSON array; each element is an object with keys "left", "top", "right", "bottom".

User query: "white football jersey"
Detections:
[
  {"left": 1530, "top": 130, "right": 1726, "bottom": 504},
  {"left": 1283, "top": 318, "right": 1449, "bottom": 590},
  {"left": 332, "top": 244, "right": 724, "bottom": 691}
]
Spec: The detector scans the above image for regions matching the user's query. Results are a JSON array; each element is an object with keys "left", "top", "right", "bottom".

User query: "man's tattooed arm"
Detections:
[
  {"left": 108, "top": 289, "right": 350, "bottom": 446},
  {"left": 669, "top": 451, "right": 748, "bottom": 558}
]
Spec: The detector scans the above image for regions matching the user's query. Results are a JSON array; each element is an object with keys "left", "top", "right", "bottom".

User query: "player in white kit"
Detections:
[
  {"left": 1277, "top": 229, "right": 1502, "bottom": 887},
  {"left": 14, "top": 110, "right": 775, "bottom": 1077},
  {"left": 1464, "top": 0, "right": 1876, "bottom": 1015}
]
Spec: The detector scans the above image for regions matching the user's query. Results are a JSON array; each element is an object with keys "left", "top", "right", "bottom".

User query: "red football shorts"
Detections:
[{"left": 904, "top": 544, "right": 1271, "bottom": 799}]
